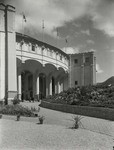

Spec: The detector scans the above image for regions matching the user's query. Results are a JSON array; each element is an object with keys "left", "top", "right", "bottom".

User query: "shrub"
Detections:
[
  {"left": 30, "top": 106, "right": 40, "bottom": 117},
  {"left": 0, "top": 104, "right": 35, "bottom": 117},
  {"left": 12, "top": 97, "right": 20, "bottom": 105},
  {"left": 44, "top": 85, "right": 114, "bottom": 108},
  {"left": 30, "top": 106, "right": 37, "bottom": 112}
]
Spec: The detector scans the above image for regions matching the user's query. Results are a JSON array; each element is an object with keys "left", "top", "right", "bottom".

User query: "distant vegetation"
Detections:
[{"left": 98, "top": 76, "right": 114, "bottom": 86}]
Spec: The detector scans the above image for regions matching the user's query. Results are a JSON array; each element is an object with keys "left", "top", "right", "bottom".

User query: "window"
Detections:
[
  {"left": 74, "top": 59, "right": 78, "bottom": 64},
  {"left": 75, "top": 81, "right": 78, "bottom": 85},
  {"left": 32, "top": 44, "right": 35, "bottom": 51},
  {"left": 85, "top": 57, "right": 89, "bottom": 63},
  {"left": 60, "top": 55, "right": 62, "bottom": 61}
]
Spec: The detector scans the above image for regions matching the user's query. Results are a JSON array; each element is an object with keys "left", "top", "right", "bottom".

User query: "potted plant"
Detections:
[
  {"left": 0, "top": 114, "right": 2, "bottom": 119},
  {"left": 72, "top": 115, "right": 83, "bottom": 129},
  {"left": 17, "top": 113, "right": 20, "bottom": 121},
  {"left": 39, "top": 115, "right": 45, "bottom": 124}
]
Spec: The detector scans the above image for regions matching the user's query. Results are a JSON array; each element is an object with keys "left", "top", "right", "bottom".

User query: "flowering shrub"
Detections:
[
  {"left": 44, "top": 85, "right": 114, "bottom": 108},
  {"left": 12, "top": 98, "right": 20, "bottom": 105}
]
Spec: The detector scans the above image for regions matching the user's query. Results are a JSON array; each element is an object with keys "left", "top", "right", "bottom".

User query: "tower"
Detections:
[{"left": 69, "top": 51, "right": 96, "bottom": 87}]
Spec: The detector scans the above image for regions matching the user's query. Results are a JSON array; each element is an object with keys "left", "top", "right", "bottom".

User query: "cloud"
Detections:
[
  {"left": 72, "top": 22, "right": 81, "bottom": 28},
  {"left": 80, "top": 29, "right": 90, "bottom": 36},
  {"left": 62, "top": 47, "right": 79, "bottom": 54},
  {"left": 87, "top": 39, "right": 95, "bottom": 44},
  {"left": 4, "top": 0, "right": 93, "bottom": 38},
  {"left": 4, "top": 0, "right": 114, "bottom": 38},
  {"left": 91, "top": 0, "right": 114, "bottom": 37},
  {"left": 86, "top": 49, "right": 96, "bottom": 53},
  {"left": 110, "top": 50, "right": 114, "bottom": 53},
  {"left": 96, "top": 63, "right": 103, "bottom": 74}
]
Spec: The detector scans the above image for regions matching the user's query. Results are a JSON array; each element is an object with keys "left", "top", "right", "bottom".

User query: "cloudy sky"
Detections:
[{"left": 3, "top": 0, "right": 114, "bottom": 83}]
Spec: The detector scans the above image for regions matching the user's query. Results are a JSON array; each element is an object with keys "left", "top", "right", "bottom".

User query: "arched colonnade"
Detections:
[{"left": 17, "top": 58, "right": 68, "bottom": 100}]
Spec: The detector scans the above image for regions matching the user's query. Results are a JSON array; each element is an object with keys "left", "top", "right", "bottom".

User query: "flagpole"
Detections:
[
  {"left": 69, "top": 54, "right": 72, "bottom": 88},
  {"left": 21, "top": 13, "right": 24, "bottom": 63},
  {"left": 56, "top": 28, "right": 58, "bottom": 48},
  {"left": 42, "top": 20, "right": 45, "bottom": 43},
  {"left": 65, "top": 38, "right": 68, "bottom": 53},
  {"left": 21, "top": 13, "right": 26, "bottom": 63}
]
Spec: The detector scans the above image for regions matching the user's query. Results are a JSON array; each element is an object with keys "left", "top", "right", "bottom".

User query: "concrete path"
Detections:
[
  {"left": 0, "top": 119, "right": 113, "bottom": 150},
  {"left": 0, "top": 101, "right": 113, "bottom": 150},
  {"left": 20, "top": 101, "right": 114, "bottom": 137}
]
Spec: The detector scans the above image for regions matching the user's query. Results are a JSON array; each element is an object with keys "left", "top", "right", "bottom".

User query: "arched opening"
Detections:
[
  {"left": 52, "top": 76, "right": 55, "bottom": 95},
  {"left": 39, "top": 73, "right": 46, "bottom": 99},
  {"left": 21, "top": 71, "right": 33, "bottom": 101}
]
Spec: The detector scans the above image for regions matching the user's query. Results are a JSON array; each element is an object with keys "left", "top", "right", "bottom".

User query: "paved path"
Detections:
[
  {"left": 0, "top": 119, "right": 113, "bottom": 150},
  {"left": 0, "top": 101, "right": 113, "bottom": 150},
  {"left": 20, "top": 101, "right": 114, "bottom": 137}
]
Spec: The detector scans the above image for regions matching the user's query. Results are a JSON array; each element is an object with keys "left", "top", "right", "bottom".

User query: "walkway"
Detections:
[
  {"left": 0, "top": 101, "right": 114, "bottom": 150},
  {"left": 21, "top": 101, "right": 114, "bottom": 137}
]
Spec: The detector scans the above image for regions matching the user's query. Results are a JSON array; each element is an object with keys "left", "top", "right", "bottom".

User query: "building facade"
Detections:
[
  {"left": 0, "top": 4, "right": 96, "bottom": 103},
  {"left": 69, "top": 52, "right": 96, "bottom": 88}
]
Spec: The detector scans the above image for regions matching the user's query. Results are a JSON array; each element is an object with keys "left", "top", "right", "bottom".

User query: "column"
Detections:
[
  {"left": 7, "top": 6, "right": 17, "bottom": 102},
  {"left": 36, "top": 76, "right": 39, "bottom": 99},
  {"left": 25, "top": 74, "right": 28, "bottom": 99},
  {"left": 46, "top": 76, "right": 49, "bottom": 97},
  {"left": 61, "top": 82, "right": 63, "bottom": 92},
  {"left": 18, "top": 74, "right": 21, "bottom": 100},
  {"left": 49, "top": 77, "right": 52, "bottom": 95},
  {"left": 57, "top": 81, "right": 60, "bottom": 94},
  {"left": 33, "top": 73, "right": 36, "bottom": 99},
  {"left": 55, "top": 79, "right": 58, "bottom": 94},
  {"left": 0, "top": 19, "right": 5, "bottom": 100}
]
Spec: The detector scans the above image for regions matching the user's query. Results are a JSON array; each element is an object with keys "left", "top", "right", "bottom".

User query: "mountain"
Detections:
[{"left": 101, "top": 76, "right": 114, "bottom": 86}]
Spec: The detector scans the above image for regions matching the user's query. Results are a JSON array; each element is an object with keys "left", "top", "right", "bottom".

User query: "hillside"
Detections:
[{"left": 101, "top": 76, "right": 114, "bottom": 86}]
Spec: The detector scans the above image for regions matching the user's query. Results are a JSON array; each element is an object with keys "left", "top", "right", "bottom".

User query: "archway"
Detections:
[
  {"left": 21, "top": 71, "right": 33, "bottom": 101},
  {"left": 52, "top": 76, "right": 55, "bottom": 95},
  {"left": 39, "top": 73, "right": 46, "bottom": 99}
]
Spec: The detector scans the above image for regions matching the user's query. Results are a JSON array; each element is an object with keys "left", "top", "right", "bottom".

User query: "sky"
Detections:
[{"left": 2, "top": 0, "right": 114, "bottom": 83}]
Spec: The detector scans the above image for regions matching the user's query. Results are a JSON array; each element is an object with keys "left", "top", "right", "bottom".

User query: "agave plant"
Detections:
[
  {"left": 72, "top": 115, "right": 83, "bottom": 129},
  {"left": 0, "top": 114, "right": 2, "bottom": 119},
  {"left": 17, "top": 113, "right": 20, "bottom": 121},
  {"left": 38, "top": 115, "right": 45, "bottom": 124}
]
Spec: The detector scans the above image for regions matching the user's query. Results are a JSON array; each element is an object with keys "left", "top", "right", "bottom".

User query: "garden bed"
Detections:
[
  {"left": 43, "top": 85, "right": 114, "bottom": 109},
  {"left": 40, "top": 100, "right": 114, "bottom": 121}
]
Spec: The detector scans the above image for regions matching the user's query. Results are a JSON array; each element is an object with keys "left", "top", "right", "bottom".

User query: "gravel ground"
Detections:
[
  {"left": 21, "top": 102, "right": 114, "bottom": 137},
  {"left": 0, "top": 119, "right": 113, "bottom": 150},
  {"left": 0, "top": 102, "right": 113, "bottom": 150}
]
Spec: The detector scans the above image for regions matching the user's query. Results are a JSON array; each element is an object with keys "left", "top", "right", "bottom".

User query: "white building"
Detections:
[{"left": 0, "top": 4, "right": 96, "bottom": 104}]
